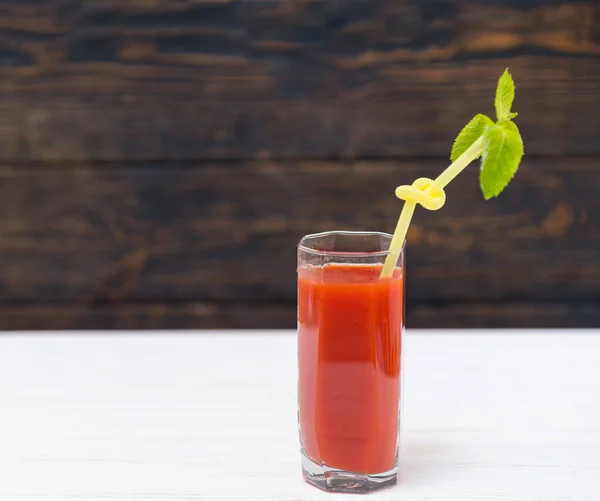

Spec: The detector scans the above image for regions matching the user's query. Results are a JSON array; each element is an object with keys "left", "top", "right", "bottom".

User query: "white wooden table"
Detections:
[{"left": 0, "top": 330, "right": 598, "bottom": 500}]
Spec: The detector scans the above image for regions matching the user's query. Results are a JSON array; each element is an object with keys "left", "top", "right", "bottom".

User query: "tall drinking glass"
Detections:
[{"left": 297, "top": 231, "right": 405, "bottom": 493}]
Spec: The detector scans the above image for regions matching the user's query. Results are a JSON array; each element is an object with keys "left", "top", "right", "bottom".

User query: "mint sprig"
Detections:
[{"left": 450, "top": 68, "right": 524, "bottom": 200}]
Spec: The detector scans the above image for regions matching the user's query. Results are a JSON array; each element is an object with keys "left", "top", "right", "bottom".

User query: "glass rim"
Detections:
[{"left": 298, "top": 230, "right": 405, "bottom": 258}]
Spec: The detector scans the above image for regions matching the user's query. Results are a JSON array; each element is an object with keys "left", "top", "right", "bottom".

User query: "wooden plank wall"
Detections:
[{"left": 0, "top": 0, "right": 599, "bottom": 329}]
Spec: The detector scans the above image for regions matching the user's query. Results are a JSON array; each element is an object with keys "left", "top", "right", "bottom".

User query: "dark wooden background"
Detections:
[{"left": 0, "top": 0, "right": 599, "bottom": 330}]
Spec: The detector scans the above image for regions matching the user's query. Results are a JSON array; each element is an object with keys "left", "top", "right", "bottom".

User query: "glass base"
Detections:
[{"left": 301, "top": 453, "right": 397, "bottom": 494}]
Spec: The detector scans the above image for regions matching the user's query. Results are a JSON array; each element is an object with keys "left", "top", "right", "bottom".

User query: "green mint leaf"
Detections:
[
  {"left": 479, "top": 121, "right": 524, "bottom": 200},
  {"left": 450, "top": 113, "right": 495, "bottom": 162},
  {"left": 495, "top": 69, "right": 516, "bottom": 121}
]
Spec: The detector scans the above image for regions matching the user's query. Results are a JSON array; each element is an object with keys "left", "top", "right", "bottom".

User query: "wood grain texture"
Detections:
[
  {"left": 2, "top": 301, "right": 600, "bottom": 330},
  {"left": 0, "top": 0, "right": 598, "bottom": 160},
  {"left": 0, "top": 331, "right": 599, "bottom": 500},
  {"left": 0, "top": 303, "right": 296, "bottom": 331},
  {"left": 0, "top": 157, "right": 597, "bottom": 314},
  {"left": 0, "top": 0, "right": 597, "bottom": 329}
]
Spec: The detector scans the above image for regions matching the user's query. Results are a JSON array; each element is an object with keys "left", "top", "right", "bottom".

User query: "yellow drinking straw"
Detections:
[{"left": 380, "top": 69, "right": 524, "bottom": 279}]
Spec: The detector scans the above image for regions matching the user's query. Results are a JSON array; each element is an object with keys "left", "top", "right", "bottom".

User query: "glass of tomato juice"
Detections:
[{"left": 297, "top": 231, "right": 404, "bottom": 493}]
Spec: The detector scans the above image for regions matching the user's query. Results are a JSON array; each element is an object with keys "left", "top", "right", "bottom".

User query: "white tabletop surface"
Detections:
[{"left": 0, "top": 330, "right": 598, "bottom": 500}]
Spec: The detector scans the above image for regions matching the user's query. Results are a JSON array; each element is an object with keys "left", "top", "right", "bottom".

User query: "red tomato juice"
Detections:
[{"left": 298, "top": 263, "right": 403, "bottom": 474}]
